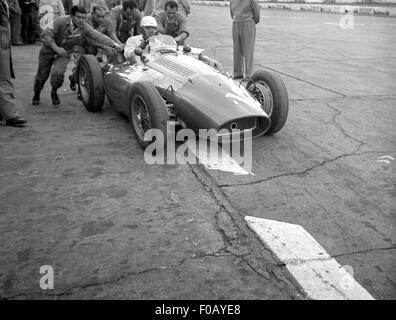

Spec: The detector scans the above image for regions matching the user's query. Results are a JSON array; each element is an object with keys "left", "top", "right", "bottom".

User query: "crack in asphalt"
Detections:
[
  {"left": 325, "top": 102, "right": 366, "bottom": 148},
  {"left": 332, "top": 246, "right": 396, "bottom": 259},
  {"left": 187, "top": 164, "right": 305, "bottom": 299},
  {"left": 218, "top": 150, "right": 395, "bottom": 188},
  {"left": 0, "top": 249, "right": 233, "bottom": 300},
  {"left": 258, "top": 64, "right": 346, "bottom": 97}
]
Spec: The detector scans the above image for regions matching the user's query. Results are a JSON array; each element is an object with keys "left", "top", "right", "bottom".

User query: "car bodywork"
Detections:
[{"left": 102, "top": 35, "right": 272, "bottom": 138}]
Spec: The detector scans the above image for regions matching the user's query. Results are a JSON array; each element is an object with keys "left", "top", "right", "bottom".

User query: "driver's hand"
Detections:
[{"left": 114, "top": 43, "right": 124, "bottom": 52}]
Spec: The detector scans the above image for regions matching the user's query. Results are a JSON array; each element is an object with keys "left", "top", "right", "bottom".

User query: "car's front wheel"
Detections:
[
  {"left": 129, "top": 82, "right": 169, "bottom": 150},
  {"left": 246, "top": 70, "right": 289, "bottom": 135}
]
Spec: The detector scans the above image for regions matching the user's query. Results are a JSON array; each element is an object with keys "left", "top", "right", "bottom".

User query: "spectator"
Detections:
[
  {"left": 105, "top": 0, "right": 121, "bottom": 11},
  {"left": 136, "top": 0, "right": 153, "bottom": 16},
  {"left": 32, "top": 5, "right": 123, "bottom": 106},
  {"left": 0, "top": 0, "right": 27, "bottom": 127},
  {"left": 108, "top": 0, "right": 141, "bottom": 43},
  {"left": 155, "top": 1, "right": 188, "bottom": 44},
  {"left": 19, "top": 0, "right": 38, "bottom": 44},
  {"left": 62, "top": 0, "right": 72, "bottom": 14},
  {"left": 79, "top": 0, "right": 109, "bottom": 14},
  {"left": 7, "top": 0, "right": 23, "bottom": 45},
  {"left": 230, "top": 0, "right": 260, "bottom": 79}
]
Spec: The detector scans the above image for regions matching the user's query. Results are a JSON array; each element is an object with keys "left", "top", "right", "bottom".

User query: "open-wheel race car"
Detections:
[{"left": 77, "top": 34, "right": 289, "bottom": 148}]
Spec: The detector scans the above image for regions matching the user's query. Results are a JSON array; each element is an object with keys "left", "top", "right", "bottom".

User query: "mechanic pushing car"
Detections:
[
  {"left": 123, "top": 15, "right": 159, "bottom": 65},
  {"left": 154, "top": 0, "right": 189, "bottom": 45},
  {"left": 32, "top": 5, "right": 124, "bottom": 106}
]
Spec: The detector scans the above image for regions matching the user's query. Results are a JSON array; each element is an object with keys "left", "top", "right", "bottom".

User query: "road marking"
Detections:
[
  {"left": 376, "top": 155, "right": 394, "bottom": 164},
  {"left": 245, "top": 216, "right": 375, "bottom": 300},
  {"left": 324, "top": 22, "right": 365, "bottom": 26},
  {"left": 187, "top": 140, "right": 252, "bottom": 175},
  {"left": 378, "top": 155, "right": 394, "bottom": 160}
]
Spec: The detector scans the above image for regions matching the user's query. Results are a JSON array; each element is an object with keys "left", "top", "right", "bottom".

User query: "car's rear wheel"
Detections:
[
  {"left": 129, "top": 82, "right": 169, "bottom": 149},
  {"left": 246, "top": 70, "right": 289, "bottom": 135},
  {"left": 77, "top": 54, "right": 105, "bottom": 112}
]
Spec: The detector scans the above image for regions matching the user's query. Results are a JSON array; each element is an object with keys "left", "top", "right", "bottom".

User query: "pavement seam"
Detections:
[
  {"left": 332, "top": 246, "right": 396, "bottom": 259},
  {"left": 258, "top": 64, "right": 346, "bottom": 97},
  {"left": 325, "top": 102, "right": 366, "bottom": 148},
  {"left": 188, "top": 163, "right": 306, "bottom": 299},
  {"left": 218, "top": 150, "right": 395, "bottom": 188}
]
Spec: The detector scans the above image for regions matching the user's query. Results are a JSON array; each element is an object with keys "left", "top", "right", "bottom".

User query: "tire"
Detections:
[
  {"left": 246, "top": 70, "right": 289, "bottom": 135},
  {"left": 129, "top": 82, "right": 169, "bottom": 150},
  {"left": 77, "top": 54, "right": 104, "bottom": 112}
]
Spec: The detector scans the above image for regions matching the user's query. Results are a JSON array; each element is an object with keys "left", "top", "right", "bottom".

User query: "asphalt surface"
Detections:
[{"left": 0, "top": 6, "right": 395, "bottom": 300}]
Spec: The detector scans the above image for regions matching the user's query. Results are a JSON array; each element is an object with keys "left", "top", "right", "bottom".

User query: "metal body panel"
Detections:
[{"left": 103, "top": 36, "right": 271, "bottom": 136}]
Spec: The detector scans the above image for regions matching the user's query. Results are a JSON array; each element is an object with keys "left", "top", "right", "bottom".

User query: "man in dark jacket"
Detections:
[
  {"left": 32, "top": 5, "right": 123, "bottom": 105},
  {"left": 0, "top": 0, "right": 27, "bottom": 126}
]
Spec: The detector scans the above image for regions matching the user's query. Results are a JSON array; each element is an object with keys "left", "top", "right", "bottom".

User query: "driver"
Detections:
[{"left": 124, "top": 15, "right": 159, "bottom": 65}]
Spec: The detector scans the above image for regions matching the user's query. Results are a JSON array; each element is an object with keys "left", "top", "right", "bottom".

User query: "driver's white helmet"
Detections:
[{"left": 140, "top": 16, "right": 157, "bottom": 28}]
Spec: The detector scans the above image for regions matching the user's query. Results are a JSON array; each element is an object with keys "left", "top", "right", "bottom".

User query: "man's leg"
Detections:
[
  {"left": 20, "top": 13, "right": 27, "bottom": 44},
  {"left": 232, "top": 22, "right": 244, "bottom": 79},
  {"left": 0, "top": 80, "right": 26, "bottom": 126},
  {"left": 50, "top": 55, "right": 70, "bottom": 105},
  {"left": 69, "top": 45, "right": 86, "bottom": 99},
  {"left": 240, "top": 20, "right": 256, "bottom": 78},
  {"left": 33, "top": 47, "right": 55, "bottom": 105},
  {"left": 10, "top": 14, "right": 22, "bottom": 45}
]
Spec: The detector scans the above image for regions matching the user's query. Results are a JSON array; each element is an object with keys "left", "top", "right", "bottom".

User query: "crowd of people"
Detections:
[{"left": 1, "top": 0, "right": 260, "bottom": 128}]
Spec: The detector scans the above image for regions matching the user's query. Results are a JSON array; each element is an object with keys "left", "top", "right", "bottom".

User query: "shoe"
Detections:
[
  {"left": 69, "top": 74, "right": 76, "bottom": 91},
  {"left": 77, "top": 91, "right": 82, "bottom": 101},
  {"left": 32, "top": 91, "right": 40, "bottom": 105},
  {"left": 6, "top": 117, "right": 27, "bottom": 127},
  {"left": 51, "top": 88, "right": 60, "bottom": 105}
]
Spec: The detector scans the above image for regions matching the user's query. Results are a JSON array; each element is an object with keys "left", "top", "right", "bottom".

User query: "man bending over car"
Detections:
[
  {"left": 32, "top": 5, "right": 124, "bottom": 106},
  {"left": 154, "top": 0, "right": 188, "bottom": 45}
]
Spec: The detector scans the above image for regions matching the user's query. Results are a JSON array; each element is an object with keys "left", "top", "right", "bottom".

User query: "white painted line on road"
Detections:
[
  {"left": 245, "top": 216, "right": 375, "bottom": 300},
  {"left": 376, "top": 160, "right": 391, "bottom": 164},
  {"left": 187, "top": 140, "right": 252, "bottom": 175},
  {"left": 378, "top": 155, "right": 394, "bottom": 160},
  {"left": 324, "top": 22, "right": 365, "bottom": 26}
]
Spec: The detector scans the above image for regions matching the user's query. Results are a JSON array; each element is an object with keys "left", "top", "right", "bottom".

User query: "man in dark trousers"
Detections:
[
  {"left": 230, "top": 0, "right": 260, "bottom": 79},
  {"left": 19, "top": 0, "right": 38, "bottom": 44},
  {"left": 0, "top": 0, "right": 27, "bottom": 126},
  {"left": 32, "top": 5, "right": 123, "bottom": 106},
  {"left": 7, "top": 0, "right": 23, "bottom": 45}
]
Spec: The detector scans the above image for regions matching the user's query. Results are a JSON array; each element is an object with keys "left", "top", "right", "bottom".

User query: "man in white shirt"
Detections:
[{"left": 124, "top": 15, "right": 157, "bottom": 65}]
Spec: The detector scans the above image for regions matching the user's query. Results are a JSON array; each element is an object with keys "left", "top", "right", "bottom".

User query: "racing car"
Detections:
[{"left": 77, "top": 34, "right": 289, "bottom": 148}]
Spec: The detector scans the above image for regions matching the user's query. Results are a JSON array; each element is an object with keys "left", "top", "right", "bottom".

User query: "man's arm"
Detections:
[
  {"left": 83, "top": 22, "right": 124, "bottom": 51},
  {"left": 108, "top": 6, "right": 119, "bottom": 32},
  {"left": 41, "top": 17, "right": 68, "bottom": 56},
  {"left": 104, "top": 17, "right": 122, "bottom": 44},
  {"left": 251, "top": 0, "right": 260, "bottom": 24}
]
